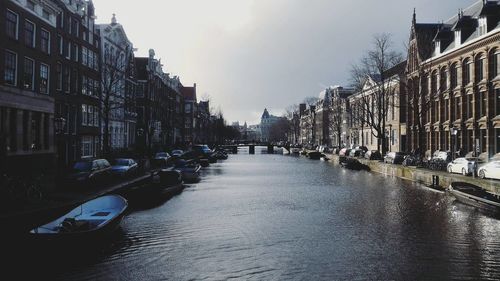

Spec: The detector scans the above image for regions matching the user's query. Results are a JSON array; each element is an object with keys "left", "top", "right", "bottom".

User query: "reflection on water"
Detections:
[{"left": 5, "top": 146, "right": 500, "bottom": 280}]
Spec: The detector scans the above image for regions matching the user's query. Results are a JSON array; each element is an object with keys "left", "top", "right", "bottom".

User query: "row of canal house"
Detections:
[
  {"left": 293, "top": 0, "right": 500, "bottom": 158},
  {"left": 0, "top": 0, "right": 214, "bottom": 175}
]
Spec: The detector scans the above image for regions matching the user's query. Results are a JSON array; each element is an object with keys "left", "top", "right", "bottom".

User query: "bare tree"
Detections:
[
  {"left": 303, "top": 96, "right": 319, "bottom": 106},
  {"left": 350, "top": 33, "right": 404, "bottom": 155},
  {"left": 283, "top": 104, "right": 300, "bottom": 144},
  {"left": 100, "top": 47, "right": 135, "bottom": 155}
]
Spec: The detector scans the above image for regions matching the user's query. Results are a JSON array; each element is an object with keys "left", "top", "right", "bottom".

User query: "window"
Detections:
[
  {"left": 496, "top": 89, "right": 500, "bottom": 116},
  {"left": 431, "top": 71, "right": 437, "bottom": 94},
  {"left": 466, "top": 94, "right": 473, "bottom": 119},
  {"left": 4, "top": 51, "right": 17, "bottom": 86},
  {"left": 463, "top": 59, "right": 471, "bottom": 85},
  {"left": 440, "top": 68, "right": 447, "bottom": 90},
  {"left": 56, "top": 62, "right": 62, "bottom": 90},
  {"left": 42, "top": 10, "right": 50, "bottom": 21},
  {"left": 493, "top": 50, "right": 499, "bottom": 78},
  {"left": 6, "top": 10, "right": 18, "bottom": 39},
  {"left": 476, "top": 56, "right": 484, "bottom": 82},
  {"left": 81, "top": 76, "right": 87, "bottom": 95},
  {"left": 66, "top": 41, "right": 71, "bottom": 59},
  {"left": 93, "top": 107, "right": 99, "bottom": 127},
  {"left": 88, "top": 105, "right": 94, "bottom": 126},
  {"left": 63, "top": 66, "right": 69, "bottom": 93},
  {"left": 480, "top": 91, "right": 487, "bottom": 117},
  {"left": 24, "top": 20, "right": 35, "bottom": 47},
  {"left": 455, "top": 30, "right": 461, "bottom": 47},
  {"left": 23, "top": 57, "right": 34, "bottom": 90},
  {"left": 444, "top": 99, "right": 449, "bottom": 121},
  {"left": 450, "top": 63, "right": 458, "bottom": 89},
  {"left": 72, "top": 43, "right": 77, "bottom": 61},
  {"left": 82, "top": 104, "right": 87, "bottom": 125},
  {"left": 82, "top": 47, "right": 88, "bottom": 66},
  {"left": 26, "top": 1, "right": 35, "bottom": 10},
  {"left": 454, "top": 96, "right": 461, "bottom": 120},
  {"left": 81, "top": 136, "right": 93, "bottom": 157},
  {"left": 72, "top": 18, "right": 79, "bottom": 36},
  {"left": 71, "top": 69, "right": 77, "bottom": 93},
  {"left": 41, "top": 29, "right": 50, "bottom": 54},
  {"left": 58, "top": 35, "right": 63, "bottom": 55},
  {"left": 479, "top": 16, "right": 487, "bottom": 36},
  {"left": 39, "top": 64, "right": 49, "bottom": 94}
]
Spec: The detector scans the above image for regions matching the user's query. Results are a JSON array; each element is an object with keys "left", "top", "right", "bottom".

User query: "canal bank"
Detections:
[
  {"left": 322, "top": 153, "right": 500, "bottom": 195},
  {"left": 0, "top": 173, "right": 153, "bottom": 234}
]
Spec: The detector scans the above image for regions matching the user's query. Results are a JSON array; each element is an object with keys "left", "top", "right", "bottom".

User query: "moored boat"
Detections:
[
  {"left": 174, "top": 160, "right": 201, "bottom": 183},
  {"left": 307, "top": 151, "right": 322, "bottom": 160},
  {"left": 448, "top": 182, "right": 500, "bottom": 213},
  {"left": 30, "top": 195, "right": 128, "bottom": 239}
]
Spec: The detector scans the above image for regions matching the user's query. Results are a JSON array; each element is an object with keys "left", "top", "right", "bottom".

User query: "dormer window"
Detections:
[
  {"left": 479, "top": 16, "right": 487, "bottom": 36},
  {"left": 455, "top": 30, "right": 461, "bottom": 46},
  {"left": 435, "top": 40, "right": 441, "bottom": 55}
]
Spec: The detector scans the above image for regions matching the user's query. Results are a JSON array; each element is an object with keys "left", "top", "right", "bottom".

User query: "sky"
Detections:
[{"left": 93, "top": 0, "right": 474, "bottom": 124}]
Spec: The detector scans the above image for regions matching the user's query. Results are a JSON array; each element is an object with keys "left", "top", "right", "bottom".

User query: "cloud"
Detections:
[{"left": 93, "top": 0, "right": 473, "bottom": 124}]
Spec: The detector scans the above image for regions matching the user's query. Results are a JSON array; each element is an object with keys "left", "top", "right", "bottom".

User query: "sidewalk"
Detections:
[
  {"left": 322, "top": 152, "right": 500, "bottom": 195},
  {"left": 0, "top": 173, "right": 153, "bottom": 234}
]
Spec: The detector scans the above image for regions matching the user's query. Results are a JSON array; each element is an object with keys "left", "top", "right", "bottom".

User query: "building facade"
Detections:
[
  {"left": 53, "top": 0, "right": 101, "bottom": 165},
  {"left": 98, "top": 14, "right": 137, "bottom": 152},
  {"left": 0, "top": 0, "right": 60, "bottom": 172},
  {"left": 135, "top": 49, "right": 183, "bottom": 153},
  {"left": 260, "top": 108, "right": 281, "bottom": 142},
  {"left": 406, "top": 1, "right": 500, "bottom": 159}
]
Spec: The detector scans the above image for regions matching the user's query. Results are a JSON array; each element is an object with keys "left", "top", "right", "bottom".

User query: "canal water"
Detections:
[{"left": 7, "top": 147, "right": 500, "bottom": 280}]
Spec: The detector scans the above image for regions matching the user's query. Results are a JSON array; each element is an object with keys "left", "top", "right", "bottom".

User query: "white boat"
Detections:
[{"left": 30, "top": 195, "right": 128, "bottom": 238}]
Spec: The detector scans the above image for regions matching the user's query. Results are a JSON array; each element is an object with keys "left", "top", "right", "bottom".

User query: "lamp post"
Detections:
[
  {"left": 54, "top": 117, "right": 66, "bottom": 179},
  {"left": 389, "top": 124, "right": 393, "bottom": 152},
  {"left": 451, "top": 127, "right": 458, "bottom": 160}
]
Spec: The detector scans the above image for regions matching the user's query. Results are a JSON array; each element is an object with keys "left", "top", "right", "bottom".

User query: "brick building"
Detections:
[
  {"left": 0, "top": 0, "right": 61, "bottom": 173},
  {"left": 406, "top": 1, "right": 500, "bottom": 159}
]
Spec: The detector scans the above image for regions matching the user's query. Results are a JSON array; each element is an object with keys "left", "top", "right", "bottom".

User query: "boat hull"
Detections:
[{"left": 449, "top": 182, "right": 500, "bottom": 214}]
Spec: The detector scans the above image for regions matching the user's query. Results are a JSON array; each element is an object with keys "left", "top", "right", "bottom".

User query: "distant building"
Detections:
[
  {"left": 98, "top": 14, "right": 137, "bottom": 152},
  {"left": 260, "top": 108, "right": 281, "bottom": 142}
]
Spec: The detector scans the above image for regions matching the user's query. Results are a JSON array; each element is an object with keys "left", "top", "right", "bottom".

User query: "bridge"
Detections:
[{"left": 218, "top": 142, "right": 291, "bottom": 154}]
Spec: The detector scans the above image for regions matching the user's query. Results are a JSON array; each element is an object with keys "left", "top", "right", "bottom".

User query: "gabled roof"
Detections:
[
  {"left": 414, "top": 23, "right": 442, "bottom": 60},
  {"left": 383, "top": 61, "right": 407, "bottom": 78},
  {"left": 181, "top": 86, "right": 196, "bottom": 102}
]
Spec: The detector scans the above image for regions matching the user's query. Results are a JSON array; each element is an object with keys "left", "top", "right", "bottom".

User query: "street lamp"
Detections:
[
  {"left": 451, "top": 127, "right": 458, "bottom": 160},
  {"left": 389, "top": 124, "right": 393, "bottom": 152}
]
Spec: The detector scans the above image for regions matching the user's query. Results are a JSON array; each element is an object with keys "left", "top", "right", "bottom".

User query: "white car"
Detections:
[
  {"left": 447, "top": 157, "right": 476, "bottom": 176},
  {"left": 477, "top": 161, "right": 500, "bottom": 180}
]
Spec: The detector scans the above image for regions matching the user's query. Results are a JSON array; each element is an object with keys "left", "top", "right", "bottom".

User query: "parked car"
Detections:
[
  {"left": 66, "top": 159, "right": 112, "bottom": 185},
  {"left": 111, "top": 158, "right": 139, "bottom": 177},
  {"left": 153, "top": 152, "right": 171, "bottom": 167},
  {"left": 170, "top": 150, "right": 184, "bottom": 157},
  {"left": 384, "top": 152, "right": 406, "bottom": 164},
  {"left": 192, "top": 145, "right": 213, "bottom": 157},
  {"left": 447, "top": 157, "right": 477, "bottom": 176},
  {"left": 339, "top": 148, "right": 351, "bottom": 157},
  {"left": 349, "top": 148, "right": 362, "bottom": 157},
  {"left": 350, "top": 146, "right": 368, "bottom": 158},
  {"left": 477, "top": 161, "right": 500, "bottom": 180},
  {"left": 365, "top": 150, "right": 382, "bottom": 160}
]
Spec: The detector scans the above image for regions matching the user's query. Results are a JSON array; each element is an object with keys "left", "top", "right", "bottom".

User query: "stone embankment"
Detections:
[{"left": 323, "top": 153, "right": 500, "bottom": 195}]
